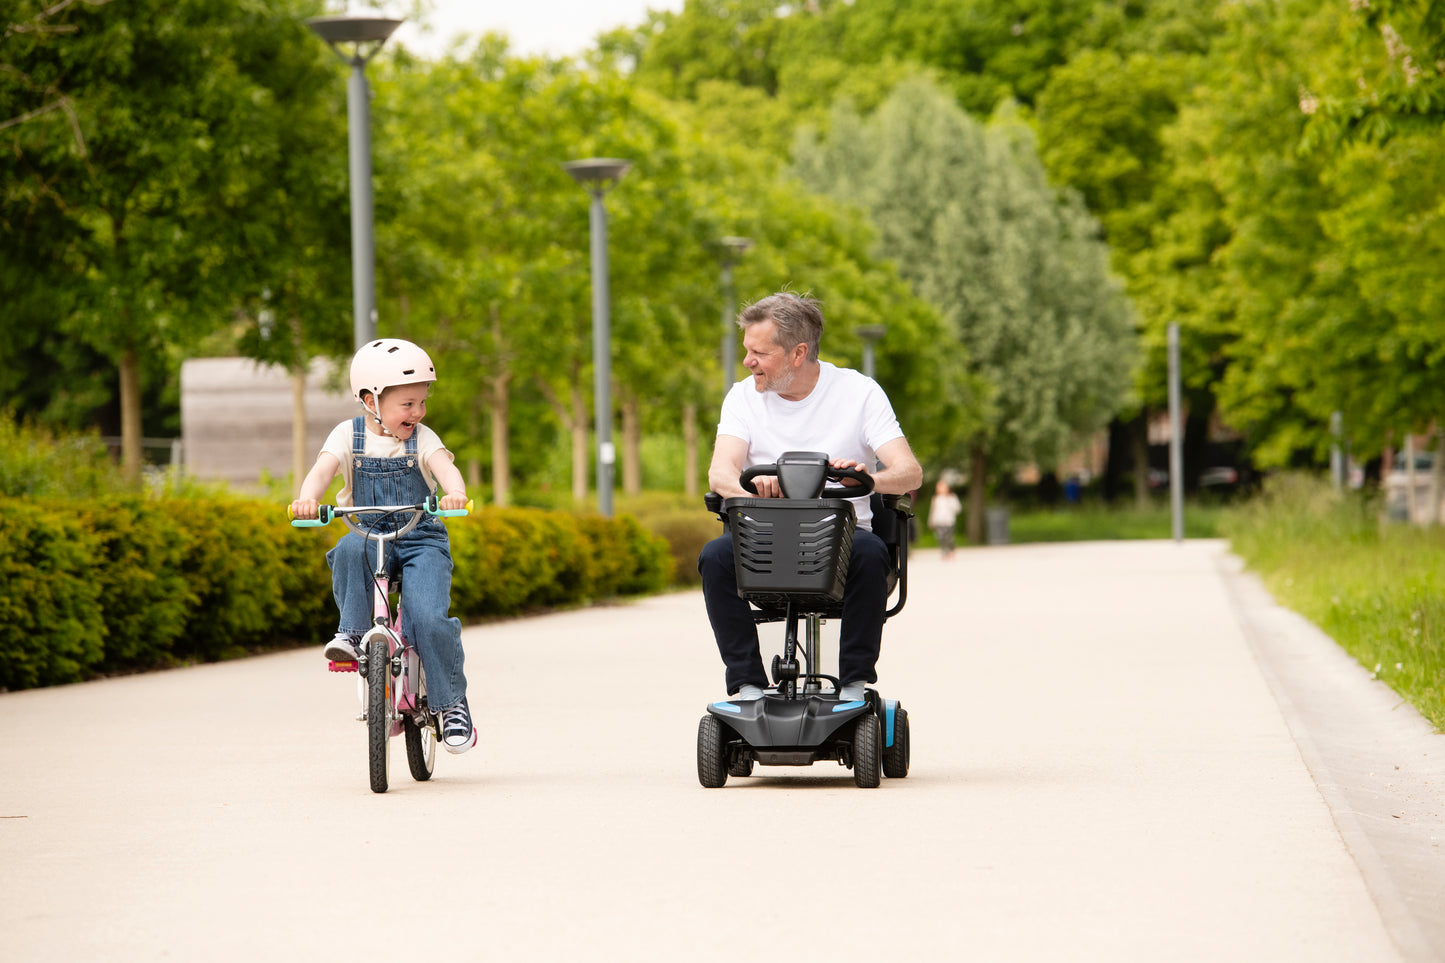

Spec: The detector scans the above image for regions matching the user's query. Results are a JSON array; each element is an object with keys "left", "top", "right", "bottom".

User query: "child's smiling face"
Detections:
[{"left": 367, "top": 382, "right": 430, "bottom": 438}]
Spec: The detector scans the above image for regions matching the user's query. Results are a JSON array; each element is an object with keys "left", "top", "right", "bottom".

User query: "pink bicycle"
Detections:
[{"left": 291, "top": 496, "right": 471, "bottom": 793}]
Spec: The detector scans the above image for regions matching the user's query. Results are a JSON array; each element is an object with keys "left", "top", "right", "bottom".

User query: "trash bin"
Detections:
[{"left": 985, "top": 507, "right": 1009, "bottom": 546}]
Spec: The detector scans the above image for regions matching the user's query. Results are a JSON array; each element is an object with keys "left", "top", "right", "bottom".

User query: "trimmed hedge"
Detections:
[{"left": 0, "top": 495, "right": 670, "bottom": 690}]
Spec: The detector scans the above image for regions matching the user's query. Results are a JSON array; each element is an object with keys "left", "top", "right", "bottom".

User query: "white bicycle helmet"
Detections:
[{"left": 349, "top": 338, "right": 437, "bottom": 406}]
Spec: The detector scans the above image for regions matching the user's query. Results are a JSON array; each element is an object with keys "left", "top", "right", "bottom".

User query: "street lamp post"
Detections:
[
  {"left": 717, "top": 236, "right": 753, "bottom": 400},
  {"left": 306, "top": 15, "right": 402, "bottom": 351},
  {"left": 562, "top": 158, "right": 632, "bottom": 518},
  {"left": 857, "top": 324, "right": 887, "bottom": 381}
]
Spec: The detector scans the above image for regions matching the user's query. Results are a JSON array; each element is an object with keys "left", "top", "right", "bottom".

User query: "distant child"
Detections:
[
  {"left": 928, "top": 478, "right": 962, "bottom": 559},
  {"left": 290, "top": 338, "right": 476, "bottom": 753}
]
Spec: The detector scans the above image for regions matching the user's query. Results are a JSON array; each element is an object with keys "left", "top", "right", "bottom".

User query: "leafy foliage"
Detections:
[
  {"left": 0, "top": 491, "right": 671, "bottom": 690},
  {"left": 794, "top": 79, "right": 1136, "bottom": 477},
  {"left": 1224, "top": 474, "right": 1445, "bottom": 729},
  {"left": 0, "top": 0, "right": 349, "bottom": 474}
]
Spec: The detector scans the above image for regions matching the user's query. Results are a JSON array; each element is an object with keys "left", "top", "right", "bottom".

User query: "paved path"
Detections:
[{"left": 3, "top": 540, "right": 1441, "bottom": 961}]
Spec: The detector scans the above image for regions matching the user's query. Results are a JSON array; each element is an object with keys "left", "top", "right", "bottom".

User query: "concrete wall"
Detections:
[{"left": 180, "top": 357, "right": 358, "bottom": 489}]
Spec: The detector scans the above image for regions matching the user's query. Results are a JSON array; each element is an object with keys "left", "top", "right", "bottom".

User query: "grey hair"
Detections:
[{"left": 738, "top": 292, "right": 824, "bottom": 362}]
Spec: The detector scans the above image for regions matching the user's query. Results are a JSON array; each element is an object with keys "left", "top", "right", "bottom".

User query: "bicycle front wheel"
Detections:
[{"left": 366, "top": 637, "right": 392, "bottom": 793}]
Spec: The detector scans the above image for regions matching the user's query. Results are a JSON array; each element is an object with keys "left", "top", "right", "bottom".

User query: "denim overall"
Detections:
[{"left": 326, "top": 416, "right": 466, "bottom": 711}]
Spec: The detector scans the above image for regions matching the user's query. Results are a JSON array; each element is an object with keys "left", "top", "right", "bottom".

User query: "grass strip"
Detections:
[{"left": 1221, "top": 474, "right": 1445, "bottom": 731}]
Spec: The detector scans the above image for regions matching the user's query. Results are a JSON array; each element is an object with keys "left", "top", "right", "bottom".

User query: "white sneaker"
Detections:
[
  {"left": 324, "top": 633, "right": 362, "bottom": 661},
  {"left": 440, "top": 699, "right": 477, "bottom": 754},
  {"left": 733, "top": 684, "right": 765, "bottom": 701},
  {"left": 838, "top": 682, "right": 867, "bottom": 702}
]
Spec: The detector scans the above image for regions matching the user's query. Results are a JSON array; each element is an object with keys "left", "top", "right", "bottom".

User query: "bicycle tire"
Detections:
[
  {"left": 367, "top": 637, "right": 391, "bottom": 793},
  {"left": 404, "top": 714, "right": 436, "bottom": 781}
]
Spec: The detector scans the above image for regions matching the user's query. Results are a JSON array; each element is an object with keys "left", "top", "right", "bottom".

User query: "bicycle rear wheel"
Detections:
[
  {"left": 366, "top": 637, "right": 392, "bottom": 793},
  {"left": 404, "top": 715, "right": 436, "bottom": 780}
]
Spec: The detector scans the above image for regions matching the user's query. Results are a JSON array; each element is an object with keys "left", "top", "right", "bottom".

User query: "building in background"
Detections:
[{"left": 180, "top": 358, "right": 356, "bottom": 490}]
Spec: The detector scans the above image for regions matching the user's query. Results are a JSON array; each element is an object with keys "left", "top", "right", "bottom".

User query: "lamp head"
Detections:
[
  {"left": 562, "top": 158, "right": 633, "bottom": 193},
  {"left": 306, "top": 16, "right": 403, "bottom": 64},
  {"left": 719, "top": 236, "right": 754, "bottom": 262}
]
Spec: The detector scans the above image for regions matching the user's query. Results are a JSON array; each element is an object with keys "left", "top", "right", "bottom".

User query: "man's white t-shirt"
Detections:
[
  {"left": 320, "top": 419, "right": 451, "bottom": 508},
  {"left": 717, "top": 361, "right": 903, "bottom": 530}
]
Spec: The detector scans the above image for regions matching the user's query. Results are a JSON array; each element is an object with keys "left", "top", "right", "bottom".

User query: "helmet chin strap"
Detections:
[{"left": 364, "top": 396, "right": 393, "bottom": 437}]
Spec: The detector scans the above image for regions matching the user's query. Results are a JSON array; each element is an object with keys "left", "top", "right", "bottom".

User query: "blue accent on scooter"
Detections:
[
  {"left": 832, "top": 700, "right": 866, "bottom": 712},
  {"left": 884, "top": 699, "right": 897, "bottom": 747},
  {"left": 712, "top": 701, "right": 743, "bottom": 714}
]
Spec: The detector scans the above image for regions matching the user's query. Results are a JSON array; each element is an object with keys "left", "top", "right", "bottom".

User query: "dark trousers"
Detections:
[{"left": 698, "top": 529, "right": 891, "bottom": 694}]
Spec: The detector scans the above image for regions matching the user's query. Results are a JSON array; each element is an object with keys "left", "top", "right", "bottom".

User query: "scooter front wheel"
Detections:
[
  {"left": 852, "top": 712, "right": 881, "bottom": 788},
  {"left": 697, "top": 715, "right": 728, "bottom": 788}
]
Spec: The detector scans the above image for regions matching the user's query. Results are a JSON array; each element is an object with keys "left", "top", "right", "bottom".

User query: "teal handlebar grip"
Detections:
[{"left": 289, "top": 505, "right": 333, "bottom": 527}]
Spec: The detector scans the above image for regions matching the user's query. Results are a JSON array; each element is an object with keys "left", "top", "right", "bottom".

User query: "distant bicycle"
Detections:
[{"left": 291, "top": 496, "right": 471, "bottom": 793}]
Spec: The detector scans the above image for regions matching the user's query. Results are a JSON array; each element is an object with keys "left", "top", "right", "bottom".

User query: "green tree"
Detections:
[
  {"left": 371, "top": 47, "right": 724, "bottom": 504},
  {"left": 795, "top": 79, "right": 1136, "bottom": 540},
  {"left": 0, "top": 0, "right": 345, "bottom": 478}
]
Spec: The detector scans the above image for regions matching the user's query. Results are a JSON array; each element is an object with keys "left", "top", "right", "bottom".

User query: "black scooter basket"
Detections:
[{"left": 725, "top": 497, "right": 856, "bottom": 609}]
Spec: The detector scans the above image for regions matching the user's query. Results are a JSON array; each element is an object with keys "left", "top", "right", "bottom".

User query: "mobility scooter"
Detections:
[{"left": 697, "top": 451, "right": 912, "bottom": 788}]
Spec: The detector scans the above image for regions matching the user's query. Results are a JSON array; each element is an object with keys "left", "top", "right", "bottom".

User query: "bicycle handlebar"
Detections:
[{"left": 289, "top": 496, "right": 473, "bottom": 531}]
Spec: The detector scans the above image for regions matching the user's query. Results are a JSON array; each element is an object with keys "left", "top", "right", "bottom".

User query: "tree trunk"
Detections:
[
  {"left": 571, "top": 380, "right": 588, "bottom": 504},
  {"left": 683, "top": 401, "right": 698, "bottom": 498},
  {"left": 535, "top": 367, "right": 590, "bottom": 505},
  {"left": 620, "top": 392, "right": 641, "bottom": 496},
  {"left": 119, "top": 346, "right": 143, "bottom": 481},
  {"left": 1431, "top": 423, "right": 1443, "bottom": 526},
  {"left": 1405, "top": 435, "right": 1418, "bottom": 523},
  {"left": 1183, "top": 399, "right": 1212, "bottom": 493},
  {"left": 490, "top": 373, "right": 511, "bottom": 506},
  {"left": 466, "top": 397, "right": 482, "bottom": 492},
  {"left": 966, "top": 445, "right": 987, "bottom": 545},
  {"left": 1132, "top": 416, "right": 1150, "bottom": 509},
  {"left": 289, "top": 316, "right": 308, "bottom": 486},
  {"left": 1103, "top": 416, "right": 1128, "bottom": 503},
  {"left": 488, "top": 304, "right": 511, "bottom": 506},
  {"left": 291, "top": 361, "right": 307, "bottom": 485}
]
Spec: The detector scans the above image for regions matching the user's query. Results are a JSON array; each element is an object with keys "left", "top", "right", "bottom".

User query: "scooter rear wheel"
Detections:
[{"left": 882, "top": 707, "right": 910, "bottom": 779}]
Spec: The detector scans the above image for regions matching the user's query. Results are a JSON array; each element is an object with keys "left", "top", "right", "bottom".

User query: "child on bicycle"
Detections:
[{"left": 289, "top": 338, "right": 477, "bottom": 754}]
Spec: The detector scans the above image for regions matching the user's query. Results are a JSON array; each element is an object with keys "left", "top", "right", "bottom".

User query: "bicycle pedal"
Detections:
[{"left": 328, "top": 660, "right": 359, "bottom": 673}]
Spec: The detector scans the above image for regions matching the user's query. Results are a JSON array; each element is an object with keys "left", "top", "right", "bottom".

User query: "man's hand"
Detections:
[
  {"left": 748, "top": 475, "right": 783, "bottom": 498},
  {"left": 830, "top": 457, "right": 872, "bottom": 488}
]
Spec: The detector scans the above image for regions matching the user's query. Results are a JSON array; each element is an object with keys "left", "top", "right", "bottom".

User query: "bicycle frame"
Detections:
[{"left": 328, "top": 505, "right": 427, "bottom": 721}]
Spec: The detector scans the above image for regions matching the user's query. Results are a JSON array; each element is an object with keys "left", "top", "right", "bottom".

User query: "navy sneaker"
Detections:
[{"left": 440, "top": 699, "right": 477, "bottom": 754}]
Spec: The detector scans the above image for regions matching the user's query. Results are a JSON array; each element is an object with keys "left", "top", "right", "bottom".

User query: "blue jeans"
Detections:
[
  {"left": 698, "top": 528, "right": 891, "bottom": 694},
  {"left": 327, "top": 529, "right": 466, "bottom": 710}
]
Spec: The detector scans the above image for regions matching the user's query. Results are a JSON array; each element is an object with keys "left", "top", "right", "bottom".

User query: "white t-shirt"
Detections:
[
  {"left": 320, "top": 419, "right": 451, "bottom": 508},
  {"left": 717, "top": 361, "right": 904, "bottom": 530},
  {"left": 928, "top": 492, "right": 962, "bottom": 528}
]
